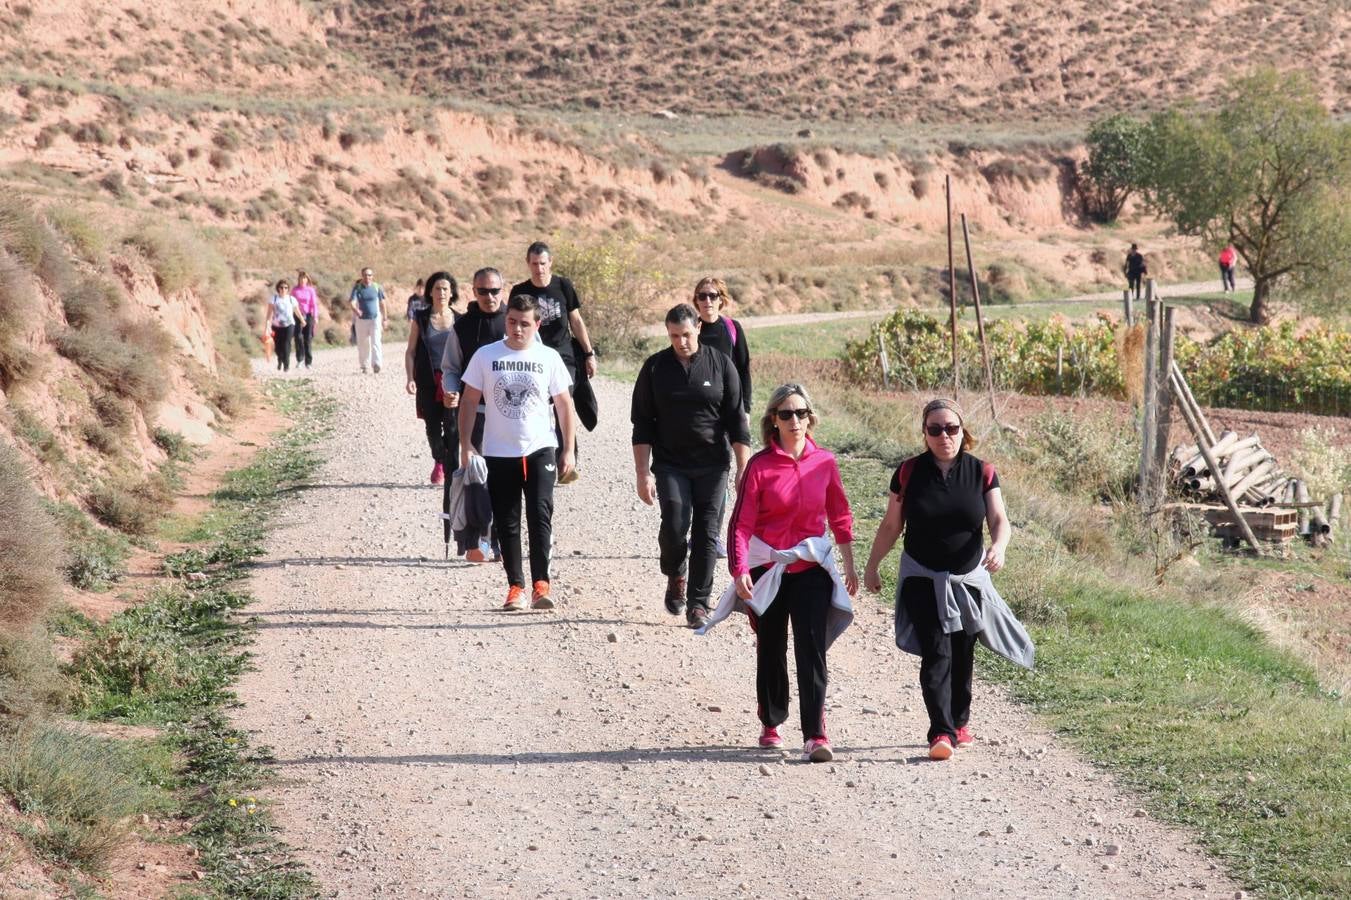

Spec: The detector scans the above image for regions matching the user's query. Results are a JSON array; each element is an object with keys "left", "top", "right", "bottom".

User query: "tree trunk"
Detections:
[{"left": 1249, "top": 277, "right": 1271, "bottom": 324}]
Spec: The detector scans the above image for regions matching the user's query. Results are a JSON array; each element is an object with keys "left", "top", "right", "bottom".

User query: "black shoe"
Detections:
[
  {"left": 686, "top": 606, "right": 709, "bottom": 629},
  {"left": 664, "top": 575, "right": 686, "bottom": 616}
]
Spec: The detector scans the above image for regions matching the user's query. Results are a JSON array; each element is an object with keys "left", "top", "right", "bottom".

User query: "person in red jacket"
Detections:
[
  {"left": 727, "top": 382, "right": 858, "bottom": 762},
  {"left": 1218, "top": 244, "right": 1238, "bottom": 293}
]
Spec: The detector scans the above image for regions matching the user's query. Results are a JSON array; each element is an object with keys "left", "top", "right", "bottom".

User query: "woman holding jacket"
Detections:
[
  {"left": 723, "top": 382, "right": 858, "bottom": 762},
  {"left": 863, "top": 398, "right": 1031, "bottom": 761}
]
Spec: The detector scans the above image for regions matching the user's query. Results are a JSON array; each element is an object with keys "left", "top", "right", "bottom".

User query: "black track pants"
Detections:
[
  {"left": 486, "top": 448, "right": 556, "bottom": 588},
  {"left": 900, "top": 576, "right": 977, "bottom": 744},
  {"left": 751, "top": 565, "right": 832, "bottom": 742},
  {"left": 654, "top": 465, "right": 727, "bottom": 610},
  {"left": 272, "top": 324, "right": 294, "bottom": 370}
]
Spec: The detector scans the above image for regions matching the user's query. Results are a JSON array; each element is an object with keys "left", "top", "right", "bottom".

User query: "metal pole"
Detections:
[
  {"left": 959, "top": 214, "right": 997, "bottom": 422},
  {"left": 946, "top": 174, "right": 960, "bottom": 393}
]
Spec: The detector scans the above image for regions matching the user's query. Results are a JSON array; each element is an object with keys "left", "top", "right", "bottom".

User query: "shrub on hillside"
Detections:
[
  {"left": 87, "top": 474, "right": 171, "bottom": 537},
  {"left": 0, "top": 251, "right": 41, "bottom": 387},
  {"left": 0, "top": 443, "right": 66, "bottom": 629},
  {"left": 52, "top": 322, "right": 170, "bottom": 410},
  {"left": 553, "top": 238, "right": 665, "bottom": 358}
]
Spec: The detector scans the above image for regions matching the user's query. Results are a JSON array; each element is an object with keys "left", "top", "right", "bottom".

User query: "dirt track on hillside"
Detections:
[{"left": 236, "top": 345, "right": 1240, "bottom": 898}]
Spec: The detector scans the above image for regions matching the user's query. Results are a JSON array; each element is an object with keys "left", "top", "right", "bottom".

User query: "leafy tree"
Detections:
[
  {"left": 1077, "top": 113, "right": 1150, "bottom": 223},
  {"left": 1141, "top": 69, "right": 1351, "bottom": 324}
]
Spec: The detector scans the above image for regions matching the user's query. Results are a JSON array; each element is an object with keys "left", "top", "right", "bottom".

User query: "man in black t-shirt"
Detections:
[{"left": 510, "top": 241, "right": 598, "bottom": 479}]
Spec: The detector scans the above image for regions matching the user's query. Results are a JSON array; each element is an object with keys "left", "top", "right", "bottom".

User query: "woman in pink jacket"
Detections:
[{"left": 727, "top": 382, "right": 858, "bottom": 762}]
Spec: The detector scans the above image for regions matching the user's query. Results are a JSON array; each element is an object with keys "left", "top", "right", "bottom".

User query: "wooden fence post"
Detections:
[
  {"left": 1138, "top": 299, "right": 1160, "bottom": 508},
  {"left": 877, "top": 332, "right": 891, "bottom": 390},
  {"left": 946, "top": 174, "right": 960, "bottom": 394},
  {"left": 959, "top": 214, "right": 998, "bottom": 422},
  {"left": 1122, "top": 289, "right": 1134, "bottom": 326},
  {"left": 1151, "top": 306, "right": 1177, "bottom": 502}
]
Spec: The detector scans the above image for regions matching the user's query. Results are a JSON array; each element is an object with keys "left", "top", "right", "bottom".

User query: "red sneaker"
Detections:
[
  {"left": 804, "top": 736, "right": 834, "bottom": 762},
  {"left": 758, "top": 726, "right": 783, "bottom": 749},
  {"left": 502, "top": 585, "right": 525, "bottom": 611},
  {"left": 929, "top": 734, "right": 954, "bottom": 760},
  {"left": 955, "top": 726, "right": 974, "bottom": 747},
  {"left": 531, "top": 580, "right": 554, "bottom": 609},
  {"left": 430, "top": 461, "right": 445, "bottom": 485}
]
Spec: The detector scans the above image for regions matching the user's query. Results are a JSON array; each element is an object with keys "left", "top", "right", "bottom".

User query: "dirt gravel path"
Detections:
[{"left": 237, "top": 344, "right": 1239, "bottom": 898}]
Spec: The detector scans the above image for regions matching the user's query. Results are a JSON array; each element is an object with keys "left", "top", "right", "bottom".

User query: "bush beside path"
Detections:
[{"left": 234, "top": 343, "right": 1239, "bottom": 898}]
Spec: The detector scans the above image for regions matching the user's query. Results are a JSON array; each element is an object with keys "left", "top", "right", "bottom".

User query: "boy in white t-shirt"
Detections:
[{"left": 459, "top": 294, "right": 576, "bottom": 611}]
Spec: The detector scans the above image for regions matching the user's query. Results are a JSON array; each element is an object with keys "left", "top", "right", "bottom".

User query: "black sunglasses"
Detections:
[
  {"left": 474, "top": 287, "right": 502, "bottom": 296},
  {"left": 926, "top": 423, "right": 962, "bottom": 437},
  {"left": 775, "top": 408, "right": 811, "bottom": 421},
  {"left": 694, "top": 291, "right": 720, "bottom": 302}
]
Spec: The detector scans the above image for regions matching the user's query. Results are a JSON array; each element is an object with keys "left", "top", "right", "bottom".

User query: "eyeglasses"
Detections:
[
  {"left": 694, "top": 291, "right": 720, "bottom": 302},
  {"left": 926, "top": 423, "right": 962, "bottom": 437},
  {"left": 474, "top": 287, "right": 502, "bottom": 296},
  {"left": 775, "top": 408, "right": 812, "bottom": 421}
]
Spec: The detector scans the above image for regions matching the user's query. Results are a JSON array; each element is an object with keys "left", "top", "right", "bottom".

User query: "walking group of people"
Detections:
[
  {"left": 345, "top": 242, "right": 1034, "bottom": 765},
  {"left": 1122, "top": 242, "right": 1242, "bottom": 297},
  {"left": 264, "top": 272, "right": 320, "bottom": 371}
]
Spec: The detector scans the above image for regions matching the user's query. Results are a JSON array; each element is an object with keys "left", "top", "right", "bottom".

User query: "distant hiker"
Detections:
[
  {"left": 350, "top": 266, "right": 387, "bottom": 373},
  {"left": 457, "top": 294, "right": 576, "bottom": 610},
  {"left": 266, "top": 278, "right": 306, "bottom": 373},
  {"left": 406, "top": 278, "right": 428, "bottom": 320},
  {"left": 631, "top": 303, "right": 751, "bottom": 628},
  {"left": 442, "top": 267, "right": 509, "bottom": 562},
  {"left": 509, "top": 241, "right": 598, "bottom": 482},
  {"left": 1123, "top": 243, "right": 1147, "bottom": 301},
  {"left": 292, "top": 270, "right": 319, "bottom": 369},
  {"left": 690, "top": 277, "right": 751, "bottom": 414},
  {"left": 405, "top": 271, "right": 459, "bottom": 485},
  {"left": 862, "top": 398, "right": 1032, "bottom": 762},
  {"left": 1218, "top": 244, "right": 1238, "bottom": 293},
  {"left": 703, "top": 383, "right": 857, "bottom": 763}
]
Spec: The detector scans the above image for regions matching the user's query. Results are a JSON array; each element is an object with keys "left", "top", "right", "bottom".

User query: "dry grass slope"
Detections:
[{"left": 328, "top": 0, "right": 1350, "bottom": 122}]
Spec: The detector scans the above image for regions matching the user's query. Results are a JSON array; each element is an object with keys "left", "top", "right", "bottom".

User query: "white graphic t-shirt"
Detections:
[{"left": 461, "top": 339, "right": 573, "bottom": 457}]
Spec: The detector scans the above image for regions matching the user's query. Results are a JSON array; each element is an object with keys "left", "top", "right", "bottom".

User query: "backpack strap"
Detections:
[
  {"left": 895, "top": 456, "right": 917, "bottom": 529},
  {"left": 722, "top": 315, "right": 737, "bottom": 348}
]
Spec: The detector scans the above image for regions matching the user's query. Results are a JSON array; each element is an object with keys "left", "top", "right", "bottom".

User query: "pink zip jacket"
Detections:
[{"left": 728, "top": 436, "right": 854, "bottom": 577}]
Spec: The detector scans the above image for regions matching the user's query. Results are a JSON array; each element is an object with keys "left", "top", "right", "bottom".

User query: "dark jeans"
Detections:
[
  {"left": 750, "top": 565, "right": 832, "bottom": 742},
  {"left": 271, "top": 324, "right": 294, "bottom": 370},
  {"left": 1127, "top": 273, "right": 1144, "bottom": 300},
  {"left": 654, "top": 464, "right": 728, "bottom": 610},
  {"left": 294, "top": 317, "right": 315, "bottom": 366},
  {"left": 486, "top": 448, "right": 556, "bottom": 588},
  {"left": 423, "top": 403, "right": 458, "bottom": 467},
  {"left": 900, "top": 576, "right": 978, "bottom": 744},
  {"left": 1220, "top": 263, "right": 1236, "bottom": 291}
]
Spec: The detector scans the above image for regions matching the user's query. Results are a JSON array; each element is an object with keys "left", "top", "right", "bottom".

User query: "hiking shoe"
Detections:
[
  {"left": 758, "top": 726, "right": 783, "bottom": 749},
  {"left": 664, "top": 575, "right": 687, "bottom": 616},
  {"left": 531, "top": 581, "right": 554, "bottom": 609},
  {"left": 804, "top": 736, "right": 834, "bottom": 763},
  {"left": 372, "top": 363, "right": 381, "bottom": 374},
  {"left": 686, "top": 606, "right": 709, "bottom": 629},
  {"left": 430, "top": 462, "right": 445, "bottom": 485},
  {"left": 465, "top": 541, "right": 491, "bottom": 564},
  {"left": 929, "top": 734, "right": 954, "bottom": 760},
  {"left": 503, "top": 585, "right": 525, "bottom": 611},
  {"left": 558, "top": 467, "right": 580, "bottom": 485},
  {"left": 360, "top": 366, "right": 367, "bottom": 374},
  {"left": 955, "top": 726, "right": 973, "bottom": 747}
]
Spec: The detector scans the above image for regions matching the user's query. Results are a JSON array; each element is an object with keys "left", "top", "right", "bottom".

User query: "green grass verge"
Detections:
[
  {"left": 61, "top": 379, "right": 333, "bottom": 897},
  {"left": 752, "top": 349, "right": 1351, "bottom": 898}
]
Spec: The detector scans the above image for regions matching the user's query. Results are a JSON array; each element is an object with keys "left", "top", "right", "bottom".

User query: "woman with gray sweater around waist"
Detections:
[{"left": 863, "top": 398, "right": 1032, "bottom": 761}]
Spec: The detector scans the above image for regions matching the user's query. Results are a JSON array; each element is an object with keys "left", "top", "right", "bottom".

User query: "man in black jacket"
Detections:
[
  {"left": 442, "top": 267, "right": 508, "bottom": 562},
  {"left": 632, "top": 303, "right": 751, "bottom": 627}
]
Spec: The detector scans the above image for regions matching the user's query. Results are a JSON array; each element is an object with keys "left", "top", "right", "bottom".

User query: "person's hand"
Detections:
[
  {"left": 734, "top": 467, "right": 746, "bottom": 493},
  {"left": 864, "top": 566, "right": 883, "bottom": 593},
  {"left": 584, "top": 355, "right": 598, "bottom": 379},
  {"left": 459, "top": 446, "right": 471, "bottom": 472},
  {"left": 844, "top": 567, "right": 859, "bottom": 597},
  {"left": 983, "top": 545, "right": 1006, "bottom": 573},
  {"left": 735, "top": 573, "right": 754, "bottom": 601},
  {"left": 636, "top": 472, "right": 656, "bottom": 505},
  {"left": 405, "top": 378, "right": 416, "bottom": 395},
  {"left": 444, "top": 391, "right": 460, "bottom": 408},
  {"left": 559, "top": 450, "right": 577, "bottom": 482}
]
